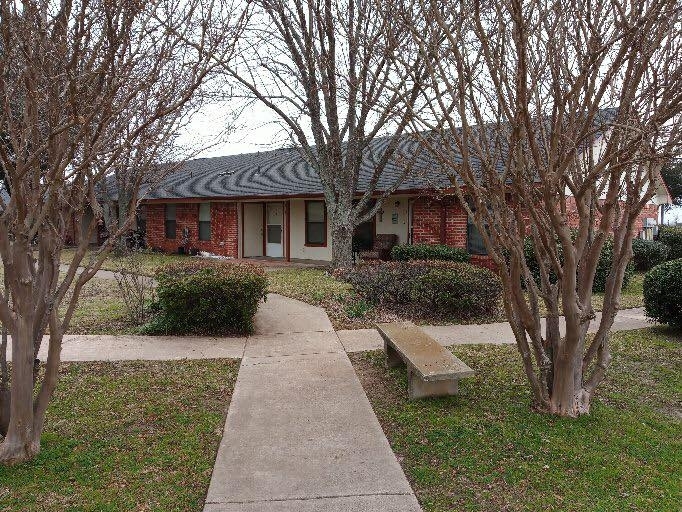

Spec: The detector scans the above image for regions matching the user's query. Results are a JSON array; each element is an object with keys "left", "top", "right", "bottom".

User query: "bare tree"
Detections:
[
  {"left": 403, "top": 0, "right": 681, "bottom": 415},
  {"left": 0, "top": 0, "right": 245, "bottom": 464},
  {"left": 214, "top": 0, "right": 426, "bottom": 267}
]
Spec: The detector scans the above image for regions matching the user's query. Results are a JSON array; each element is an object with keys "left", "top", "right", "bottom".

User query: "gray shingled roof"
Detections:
[
  {"left": 141, "top": 134, "right": 461, "bottom": 200},
  {"left": 140, "top": 109, "right": 616, "bottom": 201}
]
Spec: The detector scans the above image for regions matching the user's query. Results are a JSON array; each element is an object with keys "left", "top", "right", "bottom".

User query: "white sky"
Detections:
[{"left": 178, "top": 100, "right": 293, "bottom": 158}]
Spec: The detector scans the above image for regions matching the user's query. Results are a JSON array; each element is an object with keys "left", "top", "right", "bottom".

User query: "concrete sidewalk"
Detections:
[
  {"left": 337, "top": 307, "right": 653, "bottom": 352},
  {"left": 9, "top": 294, "right": 332, "bottom": 362},
  {"left": 23, "top": 334, "right": 247, "bottom": 361},
  {"left": 204, "top": 311, "right": 421, "bottom": 511},
  {"left": 12, "top": 304, "right": 651, "bottom": 362}
]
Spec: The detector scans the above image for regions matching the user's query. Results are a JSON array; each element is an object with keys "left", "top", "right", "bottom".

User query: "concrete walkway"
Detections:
[
  {"left": 25, "top": 334, "right": 246, "bottom": 361},
  {"left": 204, "top": 298, "right": 421, "bottom": 512},
  {"left": 13, "top": 294, "right": 332, "bottom": 361},
  {"left": 15, "top": 305, "right": 652, "bottom": 361},
  {"left": 337, "top": 307, "right": 653, "bottom": 352}
]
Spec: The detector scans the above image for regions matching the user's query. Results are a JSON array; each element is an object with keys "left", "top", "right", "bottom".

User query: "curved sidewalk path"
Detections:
[
  {"left": 337, "top": 307, "right": 652, "bottom": 352},
  {"left": 204, "top": 294, "right": 422, "bottom": 512}
]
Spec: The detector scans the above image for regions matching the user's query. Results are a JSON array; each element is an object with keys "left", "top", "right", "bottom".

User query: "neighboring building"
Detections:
[{"left": 138, "top": 139, "right": 668, "bottom": 265}]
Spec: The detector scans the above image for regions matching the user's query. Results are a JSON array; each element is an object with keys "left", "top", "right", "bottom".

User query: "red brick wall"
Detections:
[
  {"left": 411, "top": 196, "right": 496, "bottom": 269},
  {"left": 410, "top": 194, "right": 660, "bottom": 271},
  {"left": 411, "top": 197, "right": 445, "bottom": 245},
  {"left": 144, "top": 202, "right": 238, "bottom": 257},
  {"left": 444, "top": 200, "right": 468, "bottom": 247},
  {"left": 411, "top": 196, "right": 470, "bottom": 247},
  {"left": 635, "top": 204, "right": 660, "bottom": 233},
  {"left": 564, "top": 196, "right": 659, "bottom": 236}
]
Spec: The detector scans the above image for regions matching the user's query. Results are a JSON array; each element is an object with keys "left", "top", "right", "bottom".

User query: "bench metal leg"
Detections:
[
  {"left": 408, "top": 371, "right": 458, "bottom": 399},
  {"left": 385, "top": 342, "right": 404, "bottom": 369}
]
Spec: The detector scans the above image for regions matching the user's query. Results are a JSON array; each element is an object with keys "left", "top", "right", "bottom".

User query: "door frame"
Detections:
[{"left": 264, "top": 202, "right": 285, "bottom": 258}]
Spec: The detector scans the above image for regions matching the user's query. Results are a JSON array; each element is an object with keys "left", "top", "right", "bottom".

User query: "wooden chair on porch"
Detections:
[{"left": 358, "top": 233, "right": 398, "bottom": 261}]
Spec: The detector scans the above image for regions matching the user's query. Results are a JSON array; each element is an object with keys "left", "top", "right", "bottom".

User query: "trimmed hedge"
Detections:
[
  {"left": 144, "top": 260, "right": 268, "bottom": 335},
  {"left": 340, "top": 260, "right": 428, "bottom": 304},
  {"left": 412, "top": 263, "right": 501, "bottom": 317},
  {"left": 339, "top": 260, "right": 501, "bottom": 319},
  {"left": 658, "top": 226, "right": 682, "bottom": 260},
  {"left": 631, "top": 238, "right": 669, "bottom": 271},
  {"left": 391, "top": 243, "right": 470, "bottom": 263},
  {"left": 643, "top": 259, "right": 682, "bottom": 327},
  {"left": 523, "top": 235, "right": 633, "bottom": 293}
]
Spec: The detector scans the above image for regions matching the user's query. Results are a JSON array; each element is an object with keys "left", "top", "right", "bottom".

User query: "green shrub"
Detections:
[
  {"left": 643, "top": 259, "right": 682, "bottom": 327},
  {"left": 658, "top": 226, "right": 682, "bottom": 260},
  {"left": 143, "top": 260, "right": 268, "bottom": 335},
  {"left": 412, "top": 263, "right": 501, "bottom": 318},
  {"left": 336, "top": 261, "right": 431, "bottom": 304},
  {"left": 631, "top": 238, "right": 669, "bottom": 271},
  {"left": 523, "top": 235, "right": 633, "bottom": 293},
  {"left": 593, "top": 237, "right": 634, "bottom": 293},
  {"left": 339, "top": 260, "right": 501, "bottom": 319},
  {"left": 391, "top": 243, "right": 470, "bottom": 263}
]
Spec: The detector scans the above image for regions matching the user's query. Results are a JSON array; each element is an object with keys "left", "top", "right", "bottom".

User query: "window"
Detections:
[
  {"left": 467, "top": 217, "right": 487, "bottom": 255},
  {"left": 305, "top": 201, "right": 326, "bottom": 246},
  {"left": 198, "top": 203, "right": 211, "bottom": 241},
  {"left": 165, "top": 204, "right": 176, "bottom": 239}
]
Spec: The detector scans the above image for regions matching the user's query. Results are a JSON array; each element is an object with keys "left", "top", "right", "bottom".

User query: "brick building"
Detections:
[{"left": 137, "top": 136, "right": 668, "bottom": 266}]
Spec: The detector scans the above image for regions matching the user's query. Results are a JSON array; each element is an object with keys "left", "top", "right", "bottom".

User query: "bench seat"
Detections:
[{"left": 376, "top": 321, "right": 475, "bottom": 399}]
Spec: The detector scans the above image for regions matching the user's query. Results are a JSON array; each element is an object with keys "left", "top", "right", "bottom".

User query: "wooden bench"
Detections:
[{"left": 376, "top": 322, "right": 475, "bottom": 399}]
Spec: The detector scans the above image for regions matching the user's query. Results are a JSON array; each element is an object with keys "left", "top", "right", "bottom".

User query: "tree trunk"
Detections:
[
  {"left": 0, "top": 317, "right": 40, "bottom": 464},
  {"left": 330, "top": 214, "right": 355, "bottom": 269},
  {"left": 0, "top": 324, "right": 9, "bottom": 436},
  {"left": 549, "top": 347, "right": 580, "bottom": 417}
]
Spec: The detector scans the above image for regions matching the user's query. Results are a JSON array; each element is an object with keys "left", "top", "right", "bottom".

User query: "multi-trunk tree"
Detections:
[
  {"left": 403, "top": 0, "right": 681, "bottom": 415},
  {"left": 0, "top": 0, "right": 245, "bottom": 464},
  {"left": 215, "top": 0, "right": 427, "bottom": 267}
]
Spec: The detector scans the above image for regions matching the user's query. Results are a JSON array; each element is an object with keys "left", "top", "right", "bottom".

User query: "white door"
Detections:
[{"left": 265, "top": 203, "right": 284, "bottom": 257}]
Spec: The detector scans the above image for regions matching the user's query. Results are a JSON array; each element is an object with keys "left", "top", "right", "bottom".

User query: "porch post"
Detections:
[
  {"left": 286, "top": 200, "right": 291, "bottom": 262},
  {"left": 239, "top": 202, "right": 244, "bottom": 258}
]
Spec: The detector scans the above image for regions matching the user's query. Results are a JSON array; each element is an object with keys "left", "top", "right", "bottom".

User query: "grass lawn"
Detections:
[
  {"left": 60, "top": 247, "right": 187, "bottom": 276},
  {"left": 0, "top": 266, "right": 135, "bottom": 335},
  {"left": 61, "top": 276, "right": 138, "bottom": 335},
  {"left": 594, "top": 271, "right": 645, "bottom": 310},
  {"left": 350, "top": 327, "right": 681, "bottom": 511},
  {"left": 0, "top": 359, "right": 239, "bottom": 511}
]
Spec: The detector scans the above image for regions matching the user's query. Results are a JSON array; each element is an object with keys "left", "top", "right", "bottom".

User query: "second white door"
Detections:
[{"left": 265, "top": 203, "right": 284, "bottom": 258}]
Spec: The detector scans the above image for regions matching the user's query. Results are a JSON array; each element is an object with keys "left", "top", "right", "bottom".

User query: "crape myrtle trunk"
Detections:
[{"left": 330, "top": 210, "right": 355, "bottom": 269}]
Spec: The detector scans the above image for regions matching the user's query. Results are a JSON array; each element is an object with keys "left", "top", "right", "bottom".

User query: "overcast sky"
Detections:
[{"left": 177, "top": 100, "right": 295, "bottom": 159}]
